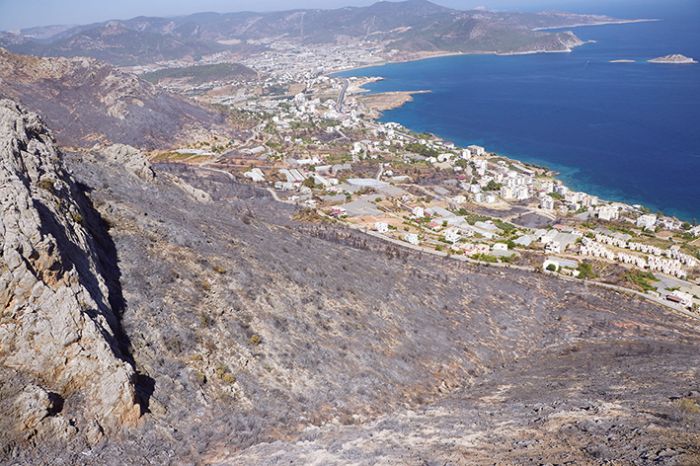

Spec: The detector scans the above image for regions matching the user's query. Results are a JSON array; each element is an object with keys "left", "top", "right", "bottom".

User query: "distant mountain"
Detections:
[
  {"left": 0, "top": 48, "right": 226, "bottom": 148},
  {"left": 0, "top": 0, "right": 629, "bottom": 65}
]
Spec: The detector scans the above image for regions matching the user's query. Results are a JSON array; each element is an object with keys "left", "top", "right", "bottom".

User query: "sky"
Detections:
[{"left": 0, "top": 0, "right": 636, "bottom": 32}]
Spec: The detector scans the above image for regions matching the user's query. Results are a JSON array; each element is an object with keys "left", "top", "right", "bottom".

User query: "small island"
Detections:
[{"left": 648, "top": 54, "right": 697, "bottom": 64}]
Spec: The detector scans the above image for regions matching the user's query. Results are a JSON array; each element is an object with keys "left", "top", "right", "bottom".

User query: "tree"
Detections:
[
  {"left": 577, "top": 262, "right": 597, "bottom": 279},
  {"left": 485, "top": 180, "right": 502, "bottom": 191}
]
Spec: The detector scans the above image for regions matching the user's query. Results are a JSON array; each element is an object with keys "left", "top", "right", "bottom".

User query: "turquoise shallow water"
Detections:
[{"left": 337, "top": 0, "right": 700, "bottom": 221}]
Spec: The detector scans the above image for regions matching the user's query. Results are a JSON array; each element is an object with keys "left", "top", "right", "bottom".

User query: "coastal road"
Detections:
[
  {"left": 319, "top": 211, "right": 700, "bottom": 322},
  {"left": 337, "top": 79, "right": 349, "bottom": 112}
]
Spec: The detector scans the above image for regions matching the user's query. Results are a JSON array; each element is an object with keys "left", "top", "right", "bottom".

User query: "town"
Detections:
[{"left": 141, "top": 43, "right": 700, "bottom": 317}]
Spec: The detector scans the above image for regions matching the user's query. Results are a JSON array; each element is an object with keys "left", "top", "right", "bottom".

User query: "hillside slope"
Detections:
[
  {"left": 4, "top": 146, "right": 697, "bottom": 463},
  {"left": 0, "top": 48, "right": 227, "bottom": 149},
  {"left": 0, "top": 99, "right": 698, "bottom": 464}
]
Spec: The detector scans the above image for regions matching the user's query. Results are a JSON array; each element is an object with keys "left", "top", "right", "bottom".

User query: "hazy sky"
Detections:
[{"left": 0, "top": 0, "right": 631, "bottom": 31}]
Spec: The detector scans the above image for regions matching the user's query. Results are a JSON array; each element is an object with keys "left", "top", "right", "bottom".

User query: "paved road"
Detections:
[
  {"left": 345, "top": 220, "right": 700, "bottom": 322},
  {"left": 188, "top": 165, "right": 699, "bottom": 322},
  {"left": 337, "top": 79, "right": 349, "bottom": 112}
]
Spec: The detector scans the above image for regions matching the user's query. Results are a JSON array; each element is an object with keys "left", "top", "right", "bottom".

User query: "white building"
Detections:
[
  {"left": 500, "top": 186, "right": 514, "bottom": 200},
  {"left": 444, "top": 228, "right": 461, "bottom": 244},
  {"left": 244, "top": 168, "right": 265, "bottom": 183},
  {"left": 404, "top": 233, "right": 420, "bottom": 245},
  {"left": 412, "top": 207, "right": 425, "bottom": 218},
  {"left": 374, "top": 222, "right": 389, "bottom": 234},
  {"left": 451, "top": 195, "right": 467, "bottom": 205},
  {"left": 540, "top": 195, "right": 555, "bottom": 211},
  {"left": 668, "top": 290, "right": 693, "bottom": 309},
  {"left": 467, "top": 145, "right": 486, "bottom": 157},
  {"left": 636, "top": 214, "right": 658, "bottom": 231},
  {"left": 596, "top": 205, "right": 619, "bottom": 221}
]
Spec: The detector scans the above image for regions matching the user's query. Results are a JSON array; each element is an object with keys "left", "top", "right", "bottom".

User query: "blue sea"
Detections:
[{"left": 337, "top": 0, "right": 700, "bottom": 221}]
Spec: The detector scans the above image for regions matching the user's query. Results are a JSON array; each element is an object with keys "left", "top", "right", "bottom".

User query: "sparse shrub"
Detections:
[
  {"left": 577, "top": 262, "right": 597, "bottom": 279},
  {"left": 199, "top": 313, "right": 213, "bottom": 327},
  {"left": 499, "top": 254, "right": 517, "bottom": 264},
  {"left": 471, "top": 253, "right": 499, "bottom": 263},
  {"left": 302, "top": 177, "right": 317, "bottom": 189},
  {"left": 677, "top": 398, "right": 700, "bottom": 414},
  {"left": 215, "top": 364, "right": 236, "bottom": 384},
  {"left": 625, "top": 270, "right": 658, "bottom": 292},
  {"left": 70, "top": 210, "right": 84, "bottom": 225},
  {"left": 198, "top": 280, "right": 212, "bottom": 292},
  {"left": 215, "top": 364, "right": 228, "bottom": 378},
  {"left": 38, "top": 178, "right": 55, "bottom": 193},
  {"left": 194, "top": 371, "right": 207, "bottom": 384},
  {"left": 249, "top": 334, "right": 262, "bottom": 346},
  {"left": 213, "top": 264, "right": 227, "bottom": 274}
]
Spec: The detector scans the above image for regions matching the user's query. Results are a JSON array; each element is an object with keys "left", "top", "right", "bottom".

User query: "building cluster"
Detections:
[
  {"left": 171, "top": 49, "right": 700, "bottom": 314},
  {"left": 580, "top": 237, "right": 691, "bottom": 279}
]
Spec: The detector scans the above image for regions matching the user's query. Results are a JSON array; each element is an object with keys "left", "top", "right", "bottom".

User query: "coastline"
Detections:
[
  {"left": 334, "top": 65, "right": 695, "bottom": 222},
  {"left": 331, "top": 17, "right": 655, "bottom": 76},
  {"left": 532, "top": 18, "right": 660, "bottom": 31},
  {"left": 329, "top": 16, "right": 698, "bottom": 221}
]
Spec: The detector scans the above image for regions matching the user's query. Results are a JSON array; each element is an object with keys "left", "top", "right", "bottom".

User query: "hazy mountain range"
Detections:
[{"left": 0, "top": 0, "right": 627, "bottom": 65}]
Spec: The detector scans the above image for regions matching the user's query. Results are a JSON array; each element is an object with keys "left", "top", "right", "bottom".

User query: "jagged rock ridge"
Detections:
[{"left": 0, "top": 99, "right": 140, "bottom": 452}]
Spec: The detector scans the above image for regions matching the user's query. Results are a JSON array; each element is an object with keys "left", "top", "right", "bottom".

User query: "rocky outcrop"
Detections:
[
  {"left": 0, "top": 99, "right": 140, "bottom": 449},
  {"left": 101, "top": 144, "right": 155, "bottom": 181}
]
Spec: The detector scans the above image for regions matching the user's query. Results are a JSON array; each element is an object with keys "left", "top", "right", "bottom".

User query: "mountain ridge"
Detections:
[{"left": 0, "top": 0, "right": 630, "bottom": 65}]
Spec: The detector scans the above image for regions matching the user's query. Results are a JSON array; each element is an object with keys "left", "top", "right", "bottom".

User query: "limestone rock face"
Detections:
[
  {"left": 101, "top": 143, "right": 155, "bottom": 181},
  {"left": 0, "top": 99, "right": 140, "bottom": 446}
]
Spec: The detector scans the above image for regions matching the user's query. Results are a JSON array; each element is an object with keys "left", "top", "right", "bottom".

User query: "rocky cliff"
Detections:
[{"left": 0, "top": 99, "right": 140, "bottom": 454}]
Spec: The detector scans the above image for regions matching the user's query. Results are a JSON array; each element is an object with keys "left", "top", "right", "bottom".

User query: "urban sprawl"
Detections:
[{"left": 133, "top": 43, "right": 700, "bottom": 317}]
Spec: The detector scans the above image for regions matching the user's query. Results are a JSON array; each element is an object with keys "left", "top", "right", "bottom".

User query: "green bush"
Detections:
[
  {"left": 471, "top": 253, "right": 499, "bottom": 263},
  {"left": 577, "top": 262, "right": 597, "bottom": 280},
  {"left": 625, "top": 270, "right": 658, "bottom": 292}
]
